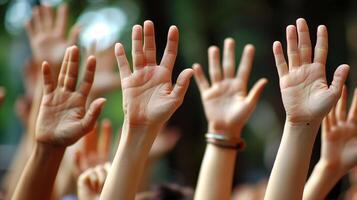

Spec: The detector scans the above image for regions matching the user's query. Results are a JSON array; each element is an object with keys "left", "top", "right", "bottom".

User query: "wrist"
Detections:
[
  {"left": 285, "top": 119, "right": 321, "bottom": 133},
  {"left": 208, "top": 123, "right": 242, "bottom": 138},
  {"left": 120, "top": 119, "right": 163, "bottom": 147},
  {"left": 312, "top": 160, "right": 344, "bottom": 185},
  {"left": 285, "top": 116, "right": 322, "bottom": 128},
  {"left": 34, "top": 142, "right": 66, "bottom": 156}
]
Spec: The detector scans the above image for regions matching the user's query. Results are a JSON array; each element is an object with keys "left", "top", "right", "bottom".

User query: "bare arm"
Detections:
[
  {"left": 100, "top": 21, "right": 192, "bottom": 200},
  {"left": 303, "top": 88, "right": 357, "bottom": 200},
  {"left": 264, "top": 18, "right": 349, "bottom": 200},
  {"left": 12, "top": 46, "right": 105, "bottom": 200},
  {"left": 194, "top": 38, "right": 267, "bottom": 200}
]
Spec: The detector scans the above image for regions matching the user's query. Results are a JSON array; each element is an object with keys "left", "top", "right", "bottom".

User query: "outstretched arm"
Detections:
[
  {"left": 194, "top": 38, "right": 267, "bottom": 200},
  {"left": 11, "top": 46, "right": 105, "bottom": 200},
  {"left": 303, "top": 87, "right": 357, "bottom": 200},
  {"left": 264, "top": 18, "right": 349, "bottom": 200},
  {"left": 100, "top": 21, "right": 193, "bottom": 200}
]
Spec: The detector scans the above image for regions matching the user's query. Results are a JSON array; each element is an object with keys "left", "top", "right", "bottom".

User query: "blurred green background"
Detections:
[{"left": 0, "top": 0, "right": 356, "bottom": 198}]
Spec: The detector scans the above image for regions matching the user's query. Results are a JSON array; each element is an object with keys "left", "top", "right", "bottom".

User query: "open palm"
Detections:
[
  {"left": 273, "top": 19, "right": 349, "bottom": 124},
  {"left": 193, "top": 38, "right": 267, "bottom": 137},
  {"left": 321, "top": 88, "right": 357, "bottom": 173},
  {"left": 36, "top": 46, "right": 105, "bottom": 147},
  {"left": 115, "top": 21, "right": 193, "bottom": 126},
  {"left": 26, "top": 4, "right": 79, "bottom": 77}
]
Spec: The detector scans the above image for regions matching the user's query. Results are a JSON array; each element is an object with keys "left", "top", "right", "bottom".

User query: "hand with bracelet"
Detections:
[
  {"left": 193, "top": 38, "right": 268, "bottom": 200},
  {"left": 303, "top": 87, "right": 357, "bottom": 200}
]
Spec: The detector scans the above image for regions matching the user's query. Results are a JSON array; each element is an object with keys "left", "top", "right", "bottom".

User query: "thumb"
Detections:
[
  {"left": 246, "top": 78, "right": 268, "bottom": 106},
  {"left": 81, "top": 98, "right": 106, "bottom": 134},
  {"left": 171, "top": 68, "right": 193, "bottom": 100},
  {"left": 328, "top": 64, "right": 349, "bottom": 99}
]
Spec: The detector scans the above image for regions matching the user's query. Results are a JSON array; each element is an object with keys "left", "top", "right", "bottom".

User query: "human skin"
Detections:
[
  {"left": 193, "top": 38, "right": 267, "bottom": 200},
  {"left": 264, "top": 18, "right": 349, "bottom": 200},
  {"left": 100, "top": 20, "right": 193, "bottom": 200},
  {"left": 11, "top": 46, "right": 105, "bottom": 200}
]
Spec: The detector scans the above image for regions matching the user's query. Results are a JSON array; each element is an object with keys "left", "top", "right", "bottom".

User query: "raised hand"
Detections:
[
  {"left": 193, "top": 38, "right": 267, "bottom": 137},
  {"left": 77, "top": 163, "right": 111, "bottom": 200},
  {"left": 85, "top": 43, "right": 121, "bottom": 98},
  {"left": 26, "top": 4, "right": 79, "bottom": 78},
  {"left": 100, "top": 21, "right": 192, "bottom": 200},
  {"left": 36, "top": 46, "right": 106, "bottom": 146},
  {"left": 265, "top": 19, "right": 350, "bottom": 200},
  {"left": 74, "top": 119, "right": 112, "bottom": 177},
  {"left": 115, "top": 20, "right": 193, "bottom": 128},
  {"left": 273, "top": 18, "right": 349, "bottom": 125},
  {"left": 320, "top": 87, "right": 357, "bottom": 174}
]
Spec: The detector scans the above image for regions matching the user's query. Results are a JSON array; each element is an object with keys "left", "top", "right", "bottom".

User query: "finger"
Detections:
[
  {"left": 42, "top": 6, "right": 54, "bottom": 30},
  {"left": 64, "top": 46, "right": 80, "bottom": 91},
  {"left": 132, "top": 25, "right": 145, "bottom": 69},
  {"left": 336, "top": 85, "right": 347, "bottom": 121},
  {"left": 32, "top": 7, "right": 43, "bottom": 32},
  {"left": 328, "top": 106, "right": 337, "bottom": 127},
  {"left": 348, "top": 88, "right": 357, "bottom": 122},
  {"left": 94, "top": 166, "right": 107, "bottom": 190},
  {"left": 160, "top": 26, "right": 179, "bottom": 71},
  {"left": 192, "top": 63, "right": 209, "bottom": 92},
  {"left": 41, "top": 61, "right": 55, "bottom": 94},
  {"left": 104, "top": 162, "right": 111, "bottom": 172},
  {"left": 81, "top": 98, "right": 106, "bottom": 134},
  {"left": 272, "top": 41, "right": 288, "bottom": 77},
  {"left": 322, "top": 116, "right": 330, "bottom": 137},
  {"left": 296, "top": 18, "right": 312, "bottom": 64},
  {"left": 286, "top": 25, "right": 300, "bottom": 68},
  {"left": 328, "top": 64, "right": 350, "bottom": 100},
  {"left": 99, "top": 119, "right": 112, "bottom": 160},
  {"left": 79, "top": 56, "right": 96, "bottom": 97},
  {"left": 84, "top": 125, "right": 98, "bottom": 155},
  {"left": 115, "top": 43, "right": 132, "bottom": 79},
  {"left": 236, "top": 44, "right": 255, "bottom": 92},
  {"left": 58, "top": 48, "right": 71, "bottom": 87},
  {"left": 88, "top": 169, "right": 99, "bottom": 191},
  {"left": 77, "top": 169, "right": 91, "bottom": 187},
  {"left": 25, "top": 20, "right": 35, "bottom": 38},
  {"left": 143, "top": 20, "right": 157, "bottom": 66},
  {"left": 68, "top": 25, "right": 80, "bottom": 45},
  {"left": 246, "top": 78, "right": 268, "bottom": 106},
  {"left": 55, "top": 4, "right": 68, "bottom": 37},
  {"left": 314, "top": 25, "right": 328, "bottom": 65},
  {"left": 170, "top": 69, "right": 193, "bottom": 100},
  {"left": 222, "top": 38, "right": 236, "bottom": 78},
  {"left": 208, "top": 46, "right": 222, "bottom": 84}
]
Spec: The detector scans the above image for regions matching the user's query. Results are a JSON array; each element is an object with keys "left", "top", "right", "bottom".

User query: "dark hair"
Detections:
[{"left": 150, "top": 184, "right": 194, "bottom": 200}]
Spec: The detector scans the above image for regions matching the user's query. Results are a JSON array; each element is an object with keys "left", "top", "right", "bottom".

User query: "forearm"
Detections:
[
  {"left": 303, "top": 161, "right": 342, "bottom": 200},
  {"left": 264, "top": 121, "right": 320, "bottom": 200},
  {"left": 100, "top": 121, "right": 161, "bottom": 200},
  {"left": 194, "top": 143, "right": 237, "bottom": 200},
  {"left": 11, "top": 143, "right": 65, "bottom": 200},
  {"left": 3, "top": 134, "right": 32, "bottom": 198},
  {"left": 28, "top": 80, "right": 43, "bottom": 139}
]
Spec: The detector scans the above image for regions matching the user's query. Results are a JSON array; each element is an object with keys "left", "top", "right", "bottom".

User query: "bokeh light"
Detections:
[
  {"left": 39, "top": 0, "right": 63, "bottom": 7},
  {"left": 77, "top": 6, "right": 128, "bottom": 52},
  {"left": 4, "top": 0, "right": 32, "bottom": 35}
]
